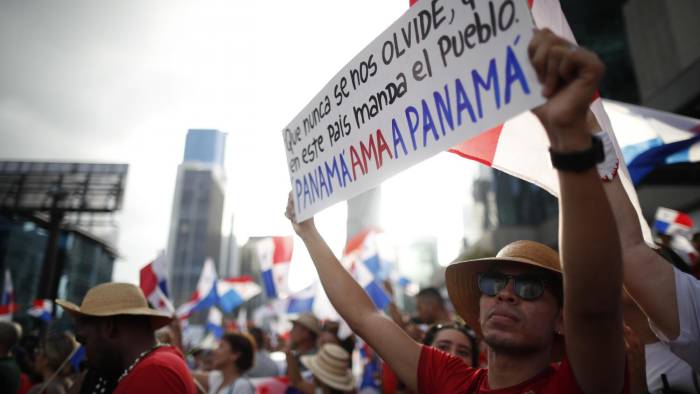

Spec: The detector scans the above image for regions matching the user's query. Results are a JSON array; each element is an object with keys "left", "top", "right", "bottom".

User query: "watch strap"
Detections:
[{"left": 549, "top": 135, "right": 605, "bottom": 172}]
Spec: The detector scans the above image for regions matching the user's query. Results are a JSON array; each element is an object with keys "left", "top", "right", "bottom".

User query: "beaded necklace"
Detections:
[
  {"left": 117, "top": 343, "right": 168, "bottom": 382},
  {"left": 90, "top": 376, "right": 111, "bottom": 394}
]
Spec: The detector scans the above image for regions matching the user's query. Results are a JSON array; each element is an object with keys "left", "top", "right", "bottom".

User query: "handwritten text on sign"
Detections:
[{"left": 282, "top": 0, "right": 544, "bottom": 221}]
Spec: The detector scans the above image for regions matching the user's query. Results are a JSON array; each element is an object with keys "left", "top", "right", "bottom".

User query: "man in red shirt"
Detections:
[
  {"left": 286, "top": 29, "right": 628, "bottom": 393},
  {"left": 56, "top": 282, "right": 197, "bottom": 394}
]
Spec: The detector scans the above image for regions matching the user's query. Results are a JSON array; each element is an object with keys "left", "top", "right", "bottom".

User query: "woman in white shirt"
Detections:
[{"left": 193, "top": 333, "right": 256, "bottom": 394}]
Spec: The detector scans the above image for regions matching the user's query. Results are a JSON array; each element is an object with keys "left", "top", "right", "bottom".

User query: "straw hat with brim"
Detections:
[
  {"left": 300, "top": 344, "right": 354, "bottom": 392},
  {"left": 290, "top": 313, "right": 321, "bottom": 335},
  {"left": 56, "top": 282, "right": 172, "bottom": 330},
  {"left": 446, "top": 240, "right": 564, "bottom": 357}
]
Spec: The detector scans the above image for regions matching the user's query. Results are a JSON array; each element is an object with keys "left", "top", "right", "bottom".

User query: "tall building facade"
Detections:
[
  {"left": 219, "top": 215, "right": 238, "bottom": 279},
  {"left": 167, "top": 129, "right": 227, "bottom": 307},
  {"left": 464, "top": 168, "right": 559, "bottom": 258},
  {"left": 623, "top": 0, "right": 700, "bottom": 115}
]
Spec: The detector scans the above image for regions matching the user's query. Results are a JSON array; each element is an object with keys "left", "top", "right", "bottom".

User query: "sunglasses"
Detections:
[{"left": 477, "top": 272, "right": 548, "bottom": 301}]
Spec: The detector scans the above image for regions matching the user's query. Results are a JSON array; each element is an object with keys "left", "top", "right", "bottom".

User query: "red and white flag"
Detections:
[
  {"left": 257, "top": 237, "right": 293, "bottom": 299},
  {"left": 28, "top": 299, "right": 53, "bottom": 322},
  {"left": 140, "top": 252, "right": 174, "bottom": 314},
  {"left": 410, "top": 0, "right": 653, "bottom": 242}
]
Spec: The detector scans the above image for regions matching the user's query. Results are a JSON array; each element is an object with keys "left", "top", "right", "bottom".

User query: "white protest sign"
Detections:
[{"left": 282, "top": 0, "right": 544, "bottom": 221}]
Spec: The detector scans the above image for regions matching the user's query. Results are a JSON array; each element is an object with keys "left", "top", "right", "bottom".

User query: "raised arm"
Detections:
[
  {"left": 602, "top": 164, "right": 679, "bottom": 339},
  {"left": 285, "top": 193, "right": 421, "bottom": 389},
  {"left": 529, "top": 29, "right": 625, "bottom": 394}
]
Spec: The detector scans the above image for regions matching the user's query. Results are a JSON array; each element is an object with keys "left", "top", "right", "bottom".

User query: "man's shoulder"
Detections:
[
  {"left": 117, "top": 347, "right": 196, "bottom": 394},
  {"left": 148, "top": 346, "right": 186, "bottom": 361},
  {"left": 138, "top": 346, "right": 189, "bottom": 372}
]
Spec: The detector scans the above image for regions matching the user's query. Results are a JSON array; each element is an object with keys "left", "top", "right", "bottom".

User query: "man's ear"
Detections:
[{"left": 555, "top": 309, "right": 564, "bottom": 336}]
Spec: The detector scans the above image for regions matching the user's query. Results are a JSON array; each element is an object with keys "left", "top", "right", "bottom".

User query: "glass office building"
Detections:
[{"left": 0, "top": 213, "right": 115, "bottom": 328}]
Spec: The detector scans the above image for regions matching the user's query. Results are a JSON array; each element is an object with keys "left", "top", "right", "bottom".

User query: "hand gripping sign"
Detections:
[{"left": 282, "top": 0, "right": 544, "bottom": 221}]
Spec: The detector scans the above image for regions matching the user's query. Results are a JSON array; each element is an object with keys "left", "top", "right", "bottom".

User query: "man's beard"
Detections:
[
  {"left": 483, "top": 333, "right": 544, "bottom": 356},
  {"left": 92, "top": 346, "right": 124, "bottom": 380}
]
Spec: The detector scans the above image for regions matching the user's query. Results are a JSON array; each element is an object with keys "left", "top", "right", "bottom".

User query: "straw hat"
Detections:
[
  {"left": 300, "top": 344, "right": 354, "bottom": 391},
  {"left": 56, "top": 282, "right": 172, "bottom": 329},
  {"left": 445, "top": 240, "right": 562, "bottom": 339},
  {"left": 290, "top": 313, "right": 321, "bottom": 335}
]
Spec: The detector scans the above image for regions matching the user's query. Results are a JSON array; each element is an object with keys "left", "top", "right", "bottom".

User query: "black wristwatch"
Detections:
[{"left": 549, "top": 135, "right": 605, "bottom": 172}]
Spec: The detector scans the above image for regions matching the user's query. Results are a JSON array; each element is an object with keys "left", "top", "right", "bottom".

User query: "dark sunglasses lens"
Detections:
[
  {"left": 478, "top": 273, "right": 507, "bottom": 296},
  {"left": 514, "top": 277, "right": 544, "bottom": 300}
]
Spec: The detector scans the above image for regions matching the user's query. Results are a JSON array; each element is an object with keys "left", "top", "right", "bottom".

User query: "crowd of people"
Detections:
[
  {"left": 1, "top": 29, "right": 700, "bottom": 394},
  {"left": 0, "top": 280, "right": 485, "bottom": 394}
]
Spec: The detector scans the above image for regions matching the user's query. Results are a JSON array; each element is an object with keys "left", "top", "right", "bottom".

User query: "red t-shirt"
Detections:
[
  {"left": 114, "top": 346, "right": 197, "bottom": 394},
  {"left": 382, "top": 361, "right": 415, "bottom": 394},
  {"left": 418, "top": 345, "right": 627, "bottom": 393}
]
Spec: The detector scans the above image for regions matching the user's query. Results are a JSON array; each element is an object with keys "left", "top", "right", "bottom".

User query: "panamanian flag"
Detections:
[
  {"left": 206, "top": 307, "right": 224, "bottom": 339},
  {"left": 140, "top": 252, "right": 174, "bottom": 313},
  {"left": 176, "top": 258, "right": 219, "bottom": 320},
  {"left": 286, "top": 284, "right": 316, "bottom": 314},
  {"left": 257, "top": 236, "right": 293, "bottom": 299},
  {"left": 408, "top": 0, "right": 653, "bottom": 244},
  {"left": 217, "top": 276, "right": 262, "bottom": 313},
  {"left": 654, "top": 207, "right": 698, "bottom": 265},
  {"left": 606, "top": 100, "right": 700, "bottom": 185},
  {"left": 655, "top": 207, "right": 694, "bottom": 237},
  {"left": 343, "top": 229, "right": 391, "bottom": 310},
  {"left": 359, "top": 340, "right": 381, "bottom": 390},
  {"left": 0, "top": 269, "right": 17, "bottom": 321},
  {"left": 28, "top": 299, "right": 53, "bottom": 322},
  {"left": 613, "top": 103, "right": 700, "bottom": 184}
]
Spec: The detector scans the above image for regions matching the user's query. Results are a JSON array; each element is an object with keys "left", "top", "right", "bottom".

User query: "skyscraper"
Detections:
[
  {"left": 167, "top": 129, "right": 226, "bottom": 307},
  {"left": 183, "top": 129, "right": 227, "bottom": 167}
]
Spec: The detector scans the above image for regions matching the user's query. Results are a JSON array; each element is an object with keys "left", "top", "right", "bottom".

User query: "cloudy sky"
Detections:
[{"left": 0, "top": 0, "right": 480, "bottom": 287}]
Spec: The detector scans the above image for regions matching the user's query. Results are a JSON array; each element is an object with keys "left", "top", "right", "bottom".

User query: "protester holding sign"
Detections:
[{"left": 286, "top": 29, "right": 628, "bottom": 393}]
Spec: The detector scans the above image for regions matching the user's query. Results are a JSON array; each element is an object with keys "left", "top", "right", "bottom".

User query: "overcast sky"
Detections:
[{"left": 0, "top": 0, "right": 480, "bottom": 287}]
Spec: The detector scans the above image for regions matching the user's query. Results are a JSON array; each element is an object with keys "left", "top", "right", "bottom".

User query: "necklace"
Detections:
[
  {"left": 90, "top": 376, "right": 111, "bottom": 394},
  {"left": 118, "top": 343, "right": 168, "bottom": 382}
]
